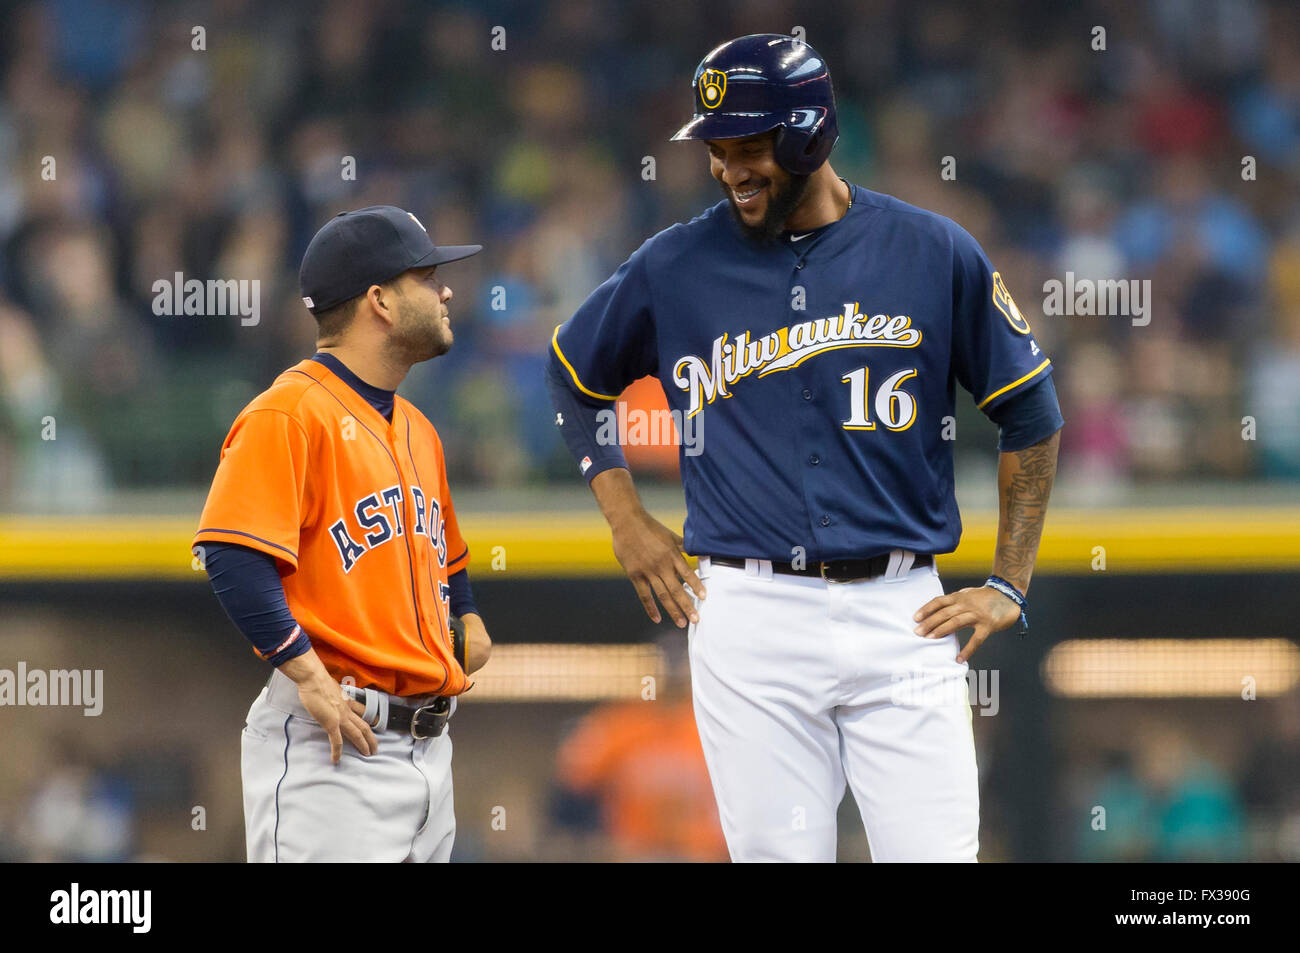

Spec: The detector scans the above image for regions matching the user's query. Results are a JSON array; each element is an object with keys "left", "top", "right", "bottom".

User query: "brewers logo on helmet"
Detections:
[
  {"left": 671, "top": 34, "right": 840, "bottom": 176},
  {"left": 699, "top": 68, "right": 726, "bottom": 108}
]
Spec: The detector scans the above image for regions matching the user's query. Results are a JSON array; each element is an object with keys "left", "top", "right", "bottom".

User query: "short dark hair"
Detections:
[
  {"left": 312, "top": 295, "right": 362, "bottom": 338},
  {"left": 312, "top": 276, "right": 409, "bottom": 339}
]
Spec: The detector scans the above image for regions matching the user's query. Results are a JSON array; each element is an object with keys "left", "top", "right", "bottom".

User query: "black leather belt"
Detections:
[
  {"left": 341, "top": 685, "right": 452, "bottom": 739},
  {"left": 710, "top": 553, "right": 933, "bottom": 582}
]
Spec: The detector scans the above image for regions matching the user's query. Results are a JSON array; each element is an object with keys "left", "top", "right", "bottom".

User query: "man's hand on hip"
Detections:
[
  {"left": 610, "top": 509, "right": 706, "bottom": 628},
  {"left": 591, "top": 468, "right": 706, "bottom": 628},
  {"left": 913, "top": 586, "right": 1022, "bottom": 663},
  {"left": 279, "top": 649, "right": 378, "bottom": 762}
]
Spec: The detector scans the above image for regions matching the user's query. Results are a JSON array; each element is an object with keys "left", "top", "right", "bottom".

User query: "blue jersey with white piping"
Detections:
[{"left": 549, "top": 183, "right": 1054, "bottom": 562}]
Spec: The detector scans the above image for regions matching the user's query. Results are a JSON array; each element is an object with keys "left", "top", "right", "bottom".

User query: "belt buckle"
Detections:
[
  {"left": 410, "top": 696, "right": 450, "bottom": 740},
  {"left": 820, "top": 561, "right": 846, "bottom": 583},
  {"left": 821, "top": 560, "right": 868, "bottom": 584}
]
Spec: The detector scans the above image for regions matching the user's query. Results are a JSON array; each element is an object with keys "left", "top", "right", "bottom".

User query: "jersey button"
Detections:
[
  {"left": 809, "top": 454, "right": 820, "bottom": 466},
  {"left": 820, "top": 515, "right": 832, "bottom": 527},
  {"left": 795, "top": 261, "right": 805, "bottom": 270},
  {"left": 801, "top": 388, "right": 812, "bottom": 400}
]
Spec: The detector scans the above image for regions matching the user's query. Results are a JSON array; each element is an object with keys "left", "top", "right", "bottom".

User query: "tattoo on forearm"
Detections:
[{"left": 995, "top": 431, "right": 1059, "bottom": 592}]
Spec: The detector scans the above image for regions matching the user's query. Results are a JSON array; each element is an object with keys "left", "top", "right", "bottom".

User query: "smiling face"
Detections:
[
  {"left": 707, "top": 131, "right": 811, "bottom": 243},
  {"left": 386, "top": 264, "right": 455, "bottom": 363}
]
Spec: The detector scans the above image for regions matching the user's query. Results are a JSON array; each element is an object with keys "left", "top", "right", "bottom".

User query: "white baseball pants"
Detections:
[
  {"left": 240, "top": 669, "right": 456, "bottom": 863},
  {"left": 688, "top": 556, "right": 979, "bottom": 862}
]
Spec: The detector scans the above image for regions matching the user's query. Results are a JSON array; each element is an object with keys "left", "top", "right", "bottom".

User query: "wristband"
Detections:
[{"left": 984, "top": 575, "right": 1029, "bottom": 637}]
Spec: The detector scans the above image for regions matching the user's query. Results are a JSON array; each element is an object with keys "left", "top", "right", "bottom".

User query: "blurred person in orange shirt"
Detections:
[
  {"left": 555, "top": 635, "right": 727, "bottom": 862},
  {"left": 617, "top": 375, "right": 681, "bottom": 480}
]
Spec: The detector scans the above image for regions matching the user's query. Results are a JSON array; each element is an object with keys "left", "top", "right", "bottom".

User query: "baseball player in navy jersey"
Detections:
[{"left": 545, "top": 35, "right": 1064, "bottom": 862}]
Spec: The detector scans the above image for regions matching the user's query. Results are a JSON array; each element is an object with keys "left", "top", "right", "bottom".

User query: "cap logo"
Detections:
[
  {"left": 407, "top": 212, "right": 427, "bottom": 232},
  {"left": 699, "top": 69, "right": 726, "bottom": 109}
]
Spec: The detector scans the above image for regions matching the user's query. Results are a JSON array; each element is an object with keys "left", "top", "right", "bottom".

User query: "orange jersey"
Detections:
[
  {"left": 558, "top": 700, "right": 728, "bottom": 862},
  {"left": 194, "top": 358, "right": 470, "bottom": 697}
]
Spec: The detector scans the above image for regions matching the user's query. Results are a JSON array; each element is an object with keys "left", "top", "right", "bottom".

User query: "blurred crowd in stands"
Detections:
[
  {"left": 0, "top": 0, "right": 1298, "bottom": 508},
  {"left": 1065, "top": 693, "right": 1300, "bottom": 862}
]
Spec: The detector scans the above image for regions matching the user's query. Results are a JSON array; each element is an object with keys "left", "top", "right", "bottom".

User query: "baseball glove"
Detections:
[{"left": 450, "top": 614, "right": 468, "bottom": 671}]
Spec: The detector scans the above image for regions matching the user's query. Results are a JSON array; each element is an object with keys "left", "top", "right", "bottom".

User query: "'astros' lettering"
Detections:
[{"left": 330, "top": 485, "right": 444, "bottom": 572}]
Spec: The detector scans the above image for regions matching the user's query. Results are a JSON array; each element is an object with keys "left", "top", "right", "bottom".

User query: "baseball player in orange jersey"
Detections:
[{"left": 194, "top": 205, "right": 492, "bottom": 862}]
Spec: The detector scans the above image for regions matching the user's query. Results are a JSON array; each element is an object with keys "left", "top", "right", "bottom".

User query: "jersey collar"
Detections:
[
  {"left": 290, "top": 358, "right": 401, "bottom": 433},
  {"left": 311, "top": 352, "right": 396, "bottom": 423},
  {"left": 782, "top": 181, "right": 858, "bottom": 243},
  {"left": 719, "top": 181, "right": 862, "bottom": 252}
]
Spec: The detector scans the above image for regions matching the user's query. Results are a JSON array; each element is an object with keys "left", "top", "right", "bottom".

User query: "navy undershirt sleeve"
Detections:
[
  {"left": 204, "top": 542, "right": 310, "bottom": 667},
  {"left": 986, "top": 375, "right": 1065, "bottom": 452},
  {"left": 545, "top": 354, "right": 629, "bottom": 483},
  {"left": 447, "top": 568, "right": 477, "bottom": 617}
]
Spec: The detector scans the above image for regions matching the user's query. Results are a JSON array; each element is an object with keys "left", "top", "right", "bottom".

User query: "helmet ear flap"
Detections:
[
  {"left": 801, "top": 118, "right": 825, "bottom": 161},
  {"left": 772, "top": 124, "right": 790, "bottom": 169},
  {"left": 773, "top": 113, "right": 828, "bottom": 176}
]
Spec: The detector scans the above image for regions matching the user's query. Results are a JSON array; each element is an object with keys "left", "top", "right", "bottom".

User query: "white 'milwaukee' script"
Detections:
[{"left": 672, "top": 303, "right": 923, "bottom": 417}]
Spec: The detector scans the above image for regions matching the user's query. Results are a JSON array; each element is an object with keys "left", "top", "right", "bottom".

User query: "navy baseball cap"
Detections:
[{"left": 299, "top": 205, "right": 482, "bottom": 314}]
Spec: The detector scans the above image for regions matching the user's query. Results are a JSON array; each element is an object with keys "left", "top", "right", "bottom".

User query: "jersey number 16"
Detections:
[{"left": 840, "top": 366, "right": 918, "bottom": 432}]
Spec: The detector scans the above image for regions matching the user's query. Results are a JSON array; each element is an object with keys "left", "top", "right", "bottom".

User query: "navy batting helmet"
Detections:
[{"left": 670, "top": 34, "right": 839, "bottom": 176}]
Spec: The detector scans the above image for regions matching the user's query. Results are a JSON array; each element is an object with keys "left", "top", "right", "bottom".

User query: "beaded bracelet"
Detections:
[{"left": 984, "top": 575, "right": 1029, "bottom": 636}]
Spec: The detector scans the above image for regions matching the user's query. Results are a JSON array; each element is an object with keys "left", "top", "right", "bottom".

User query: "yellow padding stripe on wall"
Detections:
[{"left": 0, "top": 508, "right": 1298, "bottom": 580}]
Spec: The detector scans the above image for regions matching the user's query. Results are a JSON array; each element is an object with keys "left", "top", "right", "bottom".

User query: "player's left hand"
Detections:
[
  {"left": 913, "top": 586, "right": 1022, "bottom": 663},
  {"left": 457, "top": 612, "right": 492, "bottom": 674}
]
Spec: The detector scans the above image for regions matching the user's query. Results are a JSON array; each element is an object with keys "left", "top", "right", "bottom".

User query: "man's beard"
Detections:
[
  {"left": 387, "top": 301, "right": 452, "bottom": 365},
  {"left": 723, "top": 172, "right": 812, "bottom": 244}
]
